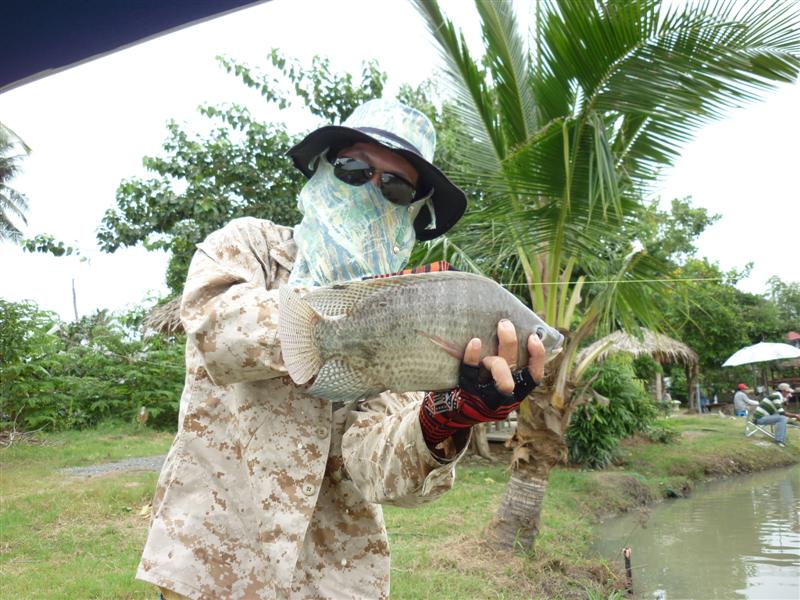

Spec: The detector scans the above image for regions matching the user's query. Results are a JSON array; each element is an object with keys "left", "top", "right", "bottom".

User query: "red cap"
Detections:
[{"left": 737, "top": 383, "right": 748, "bottom": 390}]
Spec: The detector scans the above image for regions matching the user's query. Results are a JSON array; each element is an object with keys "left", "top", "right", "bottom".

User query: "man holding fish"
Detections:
[{"left": 139, "top": 99, "right": 561, "bottom": 600}]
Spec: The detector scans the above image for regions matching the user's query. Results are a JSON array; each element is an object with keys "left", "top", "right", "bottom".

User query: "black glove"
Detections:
[{"left": 419, "top": 362, "right": 538, "bottom": 449}]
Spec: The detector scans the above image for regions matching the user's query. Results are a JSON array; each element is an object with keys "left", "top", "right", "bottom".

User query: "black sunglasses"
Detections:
[{"left": 331, "top": 156, "right": 418, "bottom": 206}]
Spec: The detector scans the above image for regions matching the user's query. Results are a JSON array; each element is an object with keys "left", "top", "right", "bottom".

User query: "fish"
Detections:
[{"left": 277, "top": 270, "right": 564, "bottom": 403}]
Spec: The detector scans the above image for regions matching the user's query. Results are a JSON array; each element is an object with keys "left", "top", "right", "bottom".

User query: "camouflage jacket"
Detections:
[{"left": 136, "top": 218, "right": 467, "bottom": 599}]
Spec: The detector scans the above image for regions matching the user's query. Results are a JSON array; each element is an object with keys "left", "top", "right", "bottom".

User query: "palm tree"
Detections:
[
  {"left": 0, "top": 122, "right": 31, "bottom": 242},
  {"left": 412, "top": 0, "right": 800, "bottom": 550}
]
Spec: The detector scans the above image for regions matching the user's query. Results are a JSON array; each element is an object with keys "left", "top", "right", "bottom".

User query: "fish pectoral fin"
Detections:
[
  {"left": 417, "top": 330, "right": 464, "bottom": 361},
  {"left": 308, "top": 359, "right": 375, "bottom": 403}
]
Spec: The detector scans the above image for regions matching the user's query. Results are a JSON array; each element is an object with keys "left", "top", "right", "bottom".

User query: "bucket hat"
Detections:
[
  {"left": 777, "top": 382, "right": 793, "bottom": 393},
  {"left": 287, "top": 99, "right": 466, "bottom": 240}
]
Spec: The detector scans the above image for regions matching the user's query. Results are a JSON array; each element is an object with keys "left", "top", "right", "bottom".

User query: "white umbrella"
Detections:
[{"left": 722, "top": 342, "right": 800, "bottom": 367}]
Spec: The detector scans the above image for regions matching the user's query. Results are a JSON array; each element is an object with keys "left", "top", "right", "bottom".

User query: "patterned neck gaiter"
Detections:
[{"left": 288, "top": 156, "right": 424, "bottom": 287}]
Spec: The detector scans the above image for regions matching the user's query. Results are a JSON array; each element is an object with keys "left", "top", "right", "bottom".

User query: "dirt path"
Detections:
[
  {"left": 60, "top": 455, "right": 166, "bottom": 478},
  {"left": 59, "top": 442, "right": 513, "bottom": 479}
]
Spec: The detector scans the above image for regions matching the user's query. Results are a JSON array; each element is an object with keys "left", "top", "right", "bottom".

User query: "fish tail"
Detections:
[{"left": 278, "top": 286, "right": 323, "bottom": 385}]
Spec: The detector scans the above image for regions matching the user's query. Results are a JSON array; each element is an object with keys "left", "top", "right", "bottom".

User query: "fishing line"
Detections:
[{"left": 498, "top": 276, "right": 725, "bottom": 286}]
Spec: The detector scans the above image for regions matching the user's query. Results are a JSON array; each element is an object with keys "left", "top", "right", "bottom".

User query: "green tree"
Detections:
[
  {"left": 627, "top": 201, "right": 796, "bottom": 398},
  {"left": 661, "top": 260, "right": 756, "bottom": 368},
  {"left": 661, "top": 261, "right": 796, "bottom": 395},
  {"left": 0, "top": 299, "right": 185, "bottom": 431},
  {"left": 413, "top": 0, "right": 800, "bottom": 550},
  {"left": 636, "top": 197, "right": 720, "bottom": 263},
  {"left": 566, "top": 355, "right": 657, "bottom": 469},
  {"left": 97, "top": 51, "right": 388, "bottom": 293},
  {"left": 0, "top": 123, "right": 31, "bottom": 242},
  {"left": 766, "top": 276, "right": 800, "bottom": 331}
]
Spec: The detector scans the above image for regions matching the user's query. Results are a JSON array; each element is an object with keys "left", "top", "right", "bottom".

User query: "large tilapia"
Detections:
[{"left": 278, "top": 271, "right": 564, "bottom": 402}]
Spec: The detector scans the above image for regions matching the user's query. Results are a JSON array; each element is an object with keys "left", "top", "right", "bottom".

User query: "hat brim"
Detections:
[{"left": 287, "top": 126, "right": 466, "bottom": 241}]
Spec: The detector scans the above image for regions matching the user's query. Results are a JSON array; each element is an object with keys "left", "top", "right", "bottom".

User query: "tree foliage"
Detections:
[
  {"left": 659, "top": 259, "right": 797, "bottom": 392},
  {"left": 622, "top": 197, "right": 797, "bottom": 397},
  {"left": 0, "top": 122, "right": 31, "bottom": 243},
  {"left": 0, "top": 300, "right": 185, "bottom": 431},
  {"left": 21, "top": 233, "right": 81, "bottom": 257},
  {"left": 412, "top": 0, "right": 800, "bottom": 549},
  {"left": 766, "top": 276, "right": 800, "bottom": 329},
  {"left": 412, "top": 0, "right": 800, "bottom": 404},
  {"left": 635, "top": 197, "right": 721, "bottom": 263},
  {"left": 96, "top": 51, "right": 389, "bottom": 293},
  {"left": 566, "top": 356, "right": 657, "bottom": 469}
]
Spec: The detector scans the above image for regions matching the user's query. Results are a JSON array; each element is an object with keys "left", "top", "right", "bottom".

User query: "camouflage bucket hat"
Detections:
[{"left": 287, "top": 99, "right": 467, "bottom": 240}]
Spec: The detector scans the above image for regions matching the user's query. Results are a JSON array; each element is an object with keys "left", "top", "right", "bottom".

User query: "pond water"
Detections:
[{"left": 592, "top": 465, "right": 800, "bottom": 599}]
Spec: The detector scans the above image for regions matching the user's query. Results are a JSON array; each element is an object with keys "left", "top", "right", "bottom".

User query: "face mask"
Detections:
[{"left": 289, "top": 156, "right": 424, "bottom": 287}]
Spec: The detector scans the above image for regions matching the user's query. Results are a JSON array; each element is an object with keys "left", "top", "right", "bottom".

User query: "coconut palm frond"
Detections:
[
  {"left": 594, "top": 0, "right": 800, "bottom": 183},
  {"left": 475, "top": 0, "right": 537, "bottom": 146},
  {"left": 412, "top": 0, "right": 503, "bottom": 173},
  {"left": 0, "top": 123, "right": 31, "bottom": 243},
  {"left": 0, "top": 214, "right": 24, "bottom": 242},
  {"left": 0, "top": 122, "right": 31, "bottom": 154},
  {"left": 0, "top": 189, "right": 30, "bottom": 220}
]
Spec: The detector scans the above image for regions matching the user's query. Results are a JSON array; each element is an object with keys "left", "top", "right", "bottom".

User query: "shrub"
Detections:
[
  {"left": 632, "top": 353, "right": 662, "bottom": 381},
  {"left": 566, "top": 355, "right": 657, "bottom": 469},
  {"left": 0, "top": 299, "right": 184, "bottom": 431},
  {"left": 643, "top": 422, "right": 679, "bottom": 444}
]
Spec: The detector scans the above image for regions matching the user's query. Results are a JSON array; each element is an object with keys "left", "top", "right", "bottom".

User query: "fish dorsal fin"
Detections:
[
  {"left": 305, "top": 271, "right": 494, "bottom": 317},
  {"left": 303, "top": 282, "right": 381, "bottom": 317}
]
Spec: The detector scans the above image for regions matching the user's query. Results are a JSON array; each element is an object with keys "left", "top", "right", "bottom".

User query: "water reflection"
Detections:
[{"left": 592, "top": 465, "right": 800, "bottom": 599}]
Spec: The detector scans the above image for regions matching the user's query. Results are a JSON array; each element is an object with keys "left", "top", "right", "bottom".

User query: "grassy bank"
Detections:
[{"left": 1, "top": 416, "right": 798, "bottom": 599}]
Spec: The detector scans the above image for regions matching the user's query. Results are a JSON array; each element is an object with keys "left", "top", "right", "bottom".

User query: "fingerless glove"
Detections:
[{"left": 419, "top": 363, "right": 538, "bottom": 450}]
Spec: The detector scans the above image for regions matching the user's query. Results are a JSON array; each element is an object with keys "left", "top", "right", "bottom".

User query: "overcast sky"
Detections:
[{"left": 1, "top": 0, "right": 798, "bottom": 322}]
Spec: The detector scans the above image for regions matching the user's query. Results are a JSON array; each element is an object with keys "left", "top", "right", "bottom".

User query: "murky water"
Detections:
[{"left": 592, "top": 465, "right": 800, "bottom": 599}]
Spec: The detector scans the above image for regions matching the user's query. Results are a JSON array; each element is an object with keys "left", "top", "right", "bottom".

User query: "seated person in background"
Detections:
[
  {"left": 777, "top": 382, "right": 799, "bottom": 426},
  {"left": 777, "top": 382, "right": 796, "bottom": 405},
  {"left": 733, "top": 383, "right": 758, "bottom": 417},
  {"left": 753, "top": 383, "right": 800, "bottom": 447}
]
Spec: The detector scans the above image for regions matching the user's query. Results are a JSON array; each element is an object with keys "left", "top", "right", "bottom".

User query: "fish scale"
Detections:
[{"left": 278, "top": 271, "right": 563, "bottom": 402}]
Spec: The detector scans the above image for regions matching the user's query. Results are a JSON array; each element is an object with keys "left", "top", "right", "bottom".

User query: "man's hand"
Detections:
[
  {"left": 419, "top": 320, "right": 546, "bottom": 451},
  {"left": 468, "top": 318, "right": 545, "bottom": 396}
]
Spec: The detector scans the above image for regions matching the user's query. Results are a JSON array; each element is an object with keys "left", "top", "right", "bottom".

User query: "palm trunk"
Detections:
[
  {"left": 486, "top": 386, "right": 568, "bottom": 550},
  {"left": 489, "top": 471, "right": 549, "bottom": 548}
]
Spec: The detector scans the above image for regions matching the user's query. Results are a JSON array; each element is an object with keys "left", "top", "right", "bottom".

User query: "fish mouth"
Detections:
[
  {"left": 535, "top": 325, "right": 564, "bottom": 355},
  {"left": 544, "top": 346, "right": 563, "bottom": 363}
]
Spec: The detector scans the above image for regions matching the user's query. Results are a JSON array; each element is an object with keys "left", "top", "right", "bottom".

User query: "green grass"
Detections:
[
  {"left": 1, "top": 423, "right": 173, "bottom": 599},
  {"left": 1, "top": 416, "right": 798, "bottom": 599}
]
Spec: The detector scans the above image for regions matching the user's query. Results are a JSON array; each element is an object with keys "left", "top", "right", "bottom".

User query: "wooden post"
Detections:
[
  {"left": 71, "top": 278, "right": 78, "bottom": 321},
  {"left": 469, "top": 423, "right": 494, "bottom": 460},
  {"left": 623, "top": 546, "right": 633, "bottom": 596},
  {"left": 686, "top": 364, "right": 699, "bottom": 411},
  {"left": 655, "top": 371, "right": 663, "bottom": 402}
]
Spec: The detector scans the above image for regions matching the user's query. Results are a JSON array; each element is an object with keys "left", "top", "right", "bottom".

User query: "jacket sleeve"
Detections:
[
  {"left": 341, "top": 392, "right": 470, "bottom": 507},
  {"left": 180, "top": 218, "right": 288, "bottom": 386}
]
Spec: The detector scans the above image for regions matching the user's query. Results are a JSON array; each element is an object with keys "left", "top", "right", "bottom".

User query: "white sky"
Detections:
[{"left": 1, "top": 0, "right": 798, "bottom": 322}]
